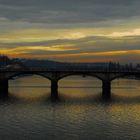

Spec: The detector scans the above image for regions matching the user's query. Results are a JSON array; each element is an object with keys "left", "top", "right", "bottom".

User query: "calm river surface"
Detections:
[{"left": 0, "top": 75, "right": 140, "bottom": 140}]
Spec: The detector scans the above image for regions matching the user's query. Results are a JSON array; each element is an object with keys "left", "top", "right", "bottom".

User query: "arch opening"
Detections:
[
  {"left": 111, "top": 77, "right": 140, "bottom": 100},
  {"left": 58, "top": 74, "right": 102, "bottom": 99},
  {"left": 9, "top": 74, "right": 51, "bottom": 100},
  {"left": 7, "top": 72, "right": 51, "bottom": 81}
]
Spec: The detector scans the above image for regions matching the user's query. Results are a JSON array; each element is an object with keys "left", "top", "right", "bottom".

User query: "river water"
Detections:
[{"left": 0, "top": 75, "right": 140, "bottom": 140}]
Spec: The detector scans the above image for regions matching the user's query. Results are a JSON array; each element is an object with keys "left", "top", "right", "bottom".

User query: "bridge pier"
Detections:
[
  {"left": 0, "top": 80, "right": 8, "bottom": 98},
  {"left": 51, "top": 79, "right": 58, "bottom": 100},
  {"left": 102, "top": 80, "right": 111, "bottom": 99}
]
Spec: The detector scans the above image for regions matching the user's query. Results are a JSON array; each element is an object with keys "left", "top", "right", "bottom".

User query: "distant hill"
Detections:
[
  {"left": 18, "top": 59, "right": 62, "bottom": 68},
  {"left": 14, "top": 58, "right": 109, "bottom": 70},
  {"left": 2, "top": 56, "right": 135, "bottom": 71},
  {"left": 0, "top": 56, "right": 109, "bottom": 69}
]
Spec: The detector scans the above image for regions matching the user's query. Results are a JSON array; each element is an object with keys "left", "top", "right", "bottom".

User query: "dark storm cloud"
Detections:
[{"left": 0, "top": 0, "right": 140, "bottom": 24}]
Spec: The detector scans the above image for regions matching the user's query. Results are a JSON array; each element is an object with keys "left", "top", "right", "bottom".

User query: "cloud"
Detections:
[
  {"left": 0, "top": 0, "right": 140, "bottom": 25},
  {"left": 0, "top": 0, "right": 140, "bottom": 63},
  {"left": 0, "top": 34, "right": 140, "bottom": 62}
]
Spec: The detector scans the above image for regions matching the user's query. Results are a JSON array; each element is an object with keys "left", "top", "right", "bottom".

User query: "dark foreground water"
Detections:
[{"left": 0, "top": 75, "right": 140, "bottom": 140}]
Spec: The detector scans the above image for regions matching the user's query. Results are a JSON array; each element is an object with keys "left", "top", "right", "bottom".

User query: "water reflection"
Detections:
[
  {"left": 0, "top": 76, "right": 139, "bottom": 140},
  {"left": 6, "top": 75, "right": 140, "bottom": 103}
]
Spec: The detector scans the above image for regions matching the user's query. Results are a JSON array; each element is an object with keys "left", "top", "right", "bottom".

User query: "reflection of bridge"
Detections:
[{"left": 0, "top": 68, "right": 140, "bottom": 100}]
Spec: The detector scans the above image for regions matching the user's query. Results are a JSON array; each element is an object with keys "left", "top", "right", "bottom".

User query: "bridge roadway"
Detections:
[{"left": 0, "top": 68, "right": 140, "bottom": 100}]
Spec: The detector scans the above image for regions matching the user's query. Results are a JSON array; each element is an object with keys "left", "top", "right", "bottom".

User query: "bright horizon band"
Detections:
[{"left": 0, "top": 0, "right": 140, "bottom": 63}]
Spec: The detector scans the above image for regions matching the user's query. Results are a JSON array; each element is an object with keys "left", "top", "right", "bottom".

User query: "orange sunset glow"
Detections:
[{"left": 0, "top": 0, "right": 140, "bottom": 63}]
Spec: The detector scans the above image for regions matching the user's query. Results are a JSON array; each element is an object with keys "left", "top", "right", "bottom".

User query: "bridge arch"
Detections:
[
  {"left": 111, "top": 73, "right": 137, "bottom": 81},
  {"left": 7, "top": 72, "right": 52, "bottom": 81},
  {"left": 111, "top": 74, "right": 140, "bottom": 98},
  {"left": 58, "top": 73, "right": 102, "bottom": 97},
  {"left": 58, "top": 72, "right": 103, "bottom": 81}
]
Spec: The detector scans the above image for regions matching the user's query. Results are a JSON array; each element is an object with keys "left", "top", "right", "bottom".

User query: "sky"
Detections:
[{"left": 0, "top": 0, "right": 140, "bottom": 63}]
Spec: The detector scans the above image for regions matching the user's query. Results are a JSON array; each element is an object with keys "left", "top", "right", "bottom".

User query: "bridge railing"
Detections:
[{"left": 0, "top": 67, "right": 140, "bottom": 73}]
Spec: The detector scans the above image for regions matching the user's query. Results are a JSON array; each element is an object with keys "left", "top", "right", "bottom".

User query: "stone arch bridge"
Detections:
[{"left": 0, "top": 69, "right": 140, "bottom": 100}]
